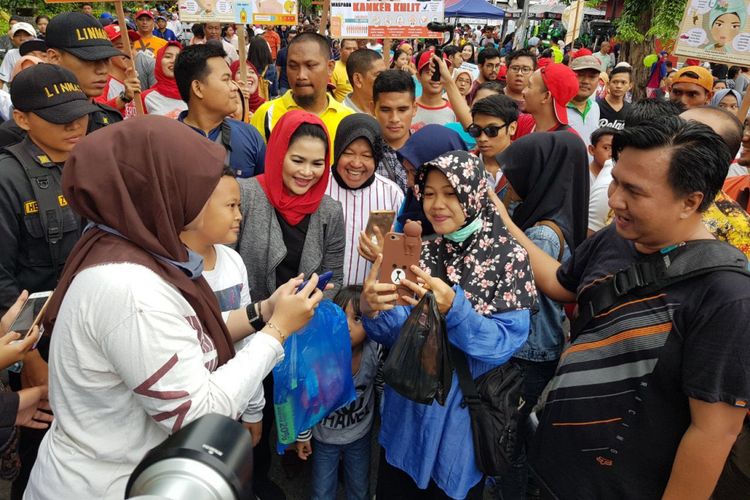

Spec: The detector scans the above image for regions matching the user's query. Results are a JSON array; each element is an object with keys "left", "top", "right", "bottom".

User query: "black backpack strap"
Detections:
[
  {"left": 436, "top": 242, "right": 481, "bottom": 407},
  {"left": 5, "top": 141, "right": 65, "bottom": 271},
  {"left": 213, "top": 119, "right": 232, "bottom": 166},
  {"left": 450, "top": 344, "right": 482, "bottom": 410},
  {"left": 573, "top": 240, "right": 749, "bottom": 338}
]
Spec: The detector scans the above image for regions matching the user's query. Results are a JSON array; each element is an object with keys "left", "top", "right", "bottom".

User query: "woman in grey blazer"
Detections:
[
  {"left": 235, "top": 110, "right": 345, "bottom": 498},
  {"left": 236, "top": 111, "right": 345, "bottom": 301}
]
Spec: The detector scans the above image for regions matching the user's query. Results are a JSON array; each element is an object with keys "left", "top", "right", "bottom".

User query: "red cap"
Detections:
[
  {"left": 540, "top": 63, "right": 579, "bottom": 126},
  {"left": 135, "top": 9, "right": 154, "bottom": 19},
  {"left": 537, "top": 57, "right": 552, "bottom": 68},
  {"left": 417, "top": 49, "right": 447, "bottom": 73},
  {"left": 497, "top": 64, "right": 507, "bottom": 82},
  {"left": 103, "top": 24, "right": 141, "bottom": 43},
  {"left": 572, "top": 48, "right": 592, "bottom": 59}
]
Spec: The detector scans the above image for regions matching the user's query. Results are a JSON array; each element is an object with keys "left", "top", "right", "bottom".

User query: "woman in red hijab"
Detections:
[
  {"left": 141, "top": 41, "right": 187, "bottom": 118},
  {"left": 25, "top": 116, "right": 324, "bottom": 500},
  {"left": 235, "top": 111, "right": 345, "bottom": 491},
  {"left": 230, "top": 59, "right": 266, "bottom": 121}
]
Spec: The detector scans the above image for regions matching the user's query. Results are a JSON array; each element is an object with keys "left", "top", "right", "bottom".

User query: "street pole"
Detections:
[{"left": 513, "top": 0, "right": 531, "bottom": 50}]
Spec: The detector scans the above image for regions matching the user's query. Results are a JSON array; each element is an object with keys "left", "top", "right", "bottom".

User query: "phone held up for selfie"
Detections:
[
  {"left": 365, "top": 210, "right": 396, "bottom": 239},
  {"left": 9, "top": 291, "right": 53, "bottom": 342},
  {"left": 378, "top": 221, "right": 423, "bottom": 306}
]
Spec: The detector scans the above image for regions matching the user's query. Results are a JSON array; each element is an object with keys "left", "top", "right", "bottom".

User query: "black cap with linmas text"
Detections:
[
  {"left": 11, "top": 64, "right": 99, "bottom": 124},
  {"left": 46, "top": 12, "right": 123, "bottom": 61}
]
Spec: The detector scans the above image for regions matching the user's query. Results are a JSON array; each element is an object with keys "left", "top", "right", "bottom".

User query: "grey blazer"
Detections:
[{"left": 237, "top": 177, "right": 345, "bottom": 301}]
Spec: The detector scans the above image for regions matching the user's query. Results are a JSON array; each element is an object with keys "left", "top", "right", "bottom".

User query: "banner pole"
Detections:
[
  {"left": 319, "top": 0, "right": 329, "bottom": 35},
  {"left": 238, "top": 26, "right": 250, "bottom": 122},
  {"left": 115, "top": 1, "right": 144, "bottom": 116}
]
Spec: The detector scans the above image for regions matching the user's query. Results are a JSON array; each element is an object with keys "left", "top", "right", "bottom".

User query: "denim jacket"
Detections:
[{"left": 513, "top": 224, "right": 570, "bottom": 362}]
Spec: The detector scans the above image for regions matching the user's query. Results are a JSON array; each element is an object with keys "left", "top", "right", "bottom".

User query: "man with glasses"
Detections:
[
  {"left": 504, "top": 48, "right": 536, "bottom": 111},
  {"left": 467, "top": 94, "right": 518, "bottom": 194},
  {"left": 467, "top": 47, "right": 501, "bottom": 104}
]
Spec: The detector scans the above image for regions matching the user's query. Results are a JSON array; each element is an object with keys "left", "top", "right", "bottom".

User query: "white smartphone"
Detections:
[{"left": 8, "top": 291, "right": 53, "bottom": 339}]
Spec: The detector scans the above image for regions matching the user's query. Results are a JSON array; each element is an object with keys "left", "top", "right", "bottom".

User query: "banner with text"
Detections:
[
  {"left": 178, "top": 0, "right": 236, "bottom": 22},
  {"left": 674, "top": 0, "right": 750, "bottom": 66},
  {"left": 236, "top": 0, "right": 298, "bottom": 26},
  {"left": 330, "top": 0, "right": 444, "bottom": 39}
]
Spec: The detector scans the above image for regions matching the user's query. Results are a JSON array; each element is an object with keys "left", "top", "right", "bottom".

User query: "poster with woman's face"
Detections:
[{"left": 675, "top": 0, "right": 750, "bottom": 65}]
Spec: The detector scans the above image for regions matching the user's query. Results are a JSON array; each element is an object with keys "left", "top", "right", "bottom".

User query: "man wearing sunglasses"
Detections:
[{"left": 467, "top": 94, "right": 518, "bottom": 194}]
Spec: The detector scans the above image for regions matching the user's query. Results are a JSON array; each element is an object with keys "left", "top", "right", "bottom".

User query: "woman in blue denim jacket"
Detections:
[
  {"left": 494, "top": 131, "right": 590, "bottom": 498},
  {"left": 360, "top": 151, "right": 536, "bottom": 499}
]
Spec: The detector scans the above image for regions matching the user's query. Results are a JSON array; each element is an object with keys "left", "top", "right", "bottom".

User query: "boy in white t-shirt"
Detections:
[{"left": 180, "top": 166, "right": 264, "bottom": 443}]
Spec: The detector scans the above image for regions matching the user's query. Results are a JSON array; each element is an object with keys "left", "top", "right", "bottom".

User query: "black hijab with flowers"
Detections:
[{"left": 415, "top": 150, "right": 536, "bottom": 315}]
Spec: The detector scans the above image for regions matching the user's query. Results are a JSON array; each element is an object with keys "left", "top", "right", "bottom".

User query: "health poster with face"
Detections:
[
  {"left": 178, "top": 0, "right": 236, "bottom": 22},
  {"left": 234, "top": 0, "right": 298, "bottom": 25},
  {"left": 329, "top": 0, "right": 444, "bottom": 39},
  {"left": 674, "top": 0, "right": 750, "bottom": 65}
]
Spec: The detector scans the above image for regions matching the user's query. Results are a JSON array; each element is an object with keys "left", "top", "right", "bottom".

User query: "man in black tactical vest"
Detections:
[
  {"left": 0, "top": 63, "right": 98, "bottom": 499},
  {"left": 0, "top": 12, "right": 124, "bottom": 148}
]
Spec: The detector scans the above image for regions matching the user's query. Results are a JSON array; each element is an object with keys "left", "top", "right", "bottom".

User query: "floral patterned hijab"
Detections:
[{"left": 416, "top": 150, "right": 536, "bottom": 315}]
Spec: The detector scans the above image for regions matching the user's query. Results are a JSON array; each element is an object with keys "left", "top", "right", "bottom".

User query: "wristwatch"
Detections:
[
  {"left": 246, "top": 301, "right": 266, "bottom": 332},
  {"left": 119, "top": 91, "right": 133, "bottom": 103}
]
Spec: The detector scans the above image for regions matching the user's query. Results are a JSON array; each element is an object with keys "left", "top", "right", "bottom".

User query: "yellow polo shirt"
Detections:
[
  {"left": 251, "top": 90, "right": 354, "bottom": 155},
  {"left": 331, "top": 60, "right": 352, "bottom": 103}
]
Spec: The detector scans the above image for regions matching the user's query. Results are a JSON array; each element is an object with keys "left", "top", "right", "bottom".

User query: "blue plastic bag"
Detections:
[{"left": 273, "top": 299, "right": 356, "bottom": 453}]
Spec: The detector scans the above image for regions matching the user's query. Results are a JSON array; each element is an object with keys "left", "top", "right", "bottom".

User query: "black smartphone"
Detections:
[{"left": 431, "top": 48, "right": 443, "bottom": 82}]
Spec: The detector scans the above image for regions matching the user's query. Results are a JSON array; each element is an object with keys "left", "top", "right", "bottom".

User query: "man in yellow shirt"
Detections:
[
  {"left": 331, "top": 39, "right": 358, "bottom": 102},
  {"left": 252, "top": 32, "right": 353, "bottom": 152},
  {"left": 133, "top": 10, "right": 166, "bottom": 57}
]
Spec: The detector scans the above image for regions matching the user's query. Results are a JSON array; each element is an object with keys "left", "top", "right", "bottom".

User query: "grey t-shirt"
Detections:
[{"left": 312, "top": 340, "right": 382, "bottom": 445}]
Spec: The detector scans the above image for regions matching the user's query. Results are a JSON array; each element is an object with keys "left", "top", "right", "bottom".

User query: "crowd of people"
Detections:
[{"left": 0, "top": 3, "right": 748, "bottom": 500}]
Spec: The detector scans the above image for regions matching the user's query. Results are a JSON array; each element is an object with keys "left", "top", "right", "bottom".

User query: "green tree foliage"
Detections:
[{"left": 617, "top": 0, "right": 687, "bottom": 42}]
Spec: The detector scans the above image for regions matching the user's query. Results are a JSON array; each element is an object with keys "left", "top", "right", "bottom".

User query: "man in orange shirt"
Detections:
[{"left": 262, "top": 26, "right": 281, "bottom": 61}]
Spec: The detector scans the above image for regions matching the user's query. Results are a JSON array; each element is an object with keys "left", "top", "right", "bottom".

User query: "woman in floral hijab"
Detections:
[
  {"left": 360, "top": 150, "right": 535, "bottom": 499},
  {"left": 416, "top": 150, "right": 537, "bottom": 315}
]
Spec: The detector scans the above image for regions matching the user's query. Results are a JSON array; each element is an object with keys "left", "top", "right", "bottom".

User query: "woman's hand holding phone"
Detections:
[
  {"left": 0, "top": 291, "right": 42, "bottom": 370},
  {"left": 0, "top": 290, "right": 29, "bottom": 336},
  {"left": 361, "top": 254, "right": 399, "bottom": 318},
  {"left": 265, "top": 274, "right": 325, "bottom": 343},
  {"left": 0, "top": 327, "right": 40, "bottom": 371},
  {"left": 358, "top": 226, "right": 385, "bottom": 263}
]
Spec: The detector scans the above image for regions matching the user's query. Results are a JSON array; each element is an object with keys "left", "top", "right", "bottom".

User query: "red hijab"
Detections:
[
  {"left": 148, "top": 41, "right": 183, "bottom": 100},
  {"left": 44, "top": 115, "right": 235, "bottom": 366},
  {"left": 256, "top": 110, "right": 330, "bottom": 226},
  {"left": 230, "top": 60, "right": 266, "bottom": 112}
]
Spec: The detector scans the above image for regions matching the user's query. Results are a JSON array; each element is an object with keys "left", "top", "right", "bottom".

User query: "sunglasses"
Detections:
[{"left": 466, "top": 122, "right": 510, "bottom": 138}]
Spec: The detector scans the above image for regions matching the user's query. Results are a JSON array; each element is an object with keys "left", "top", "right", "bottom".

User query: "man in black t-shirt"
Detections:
[
  {"left": 597, "top": 66, "right": 632, "bottom": 130},
  {"left": 498, "top": 117, "right": 750, "bottom": 499}
]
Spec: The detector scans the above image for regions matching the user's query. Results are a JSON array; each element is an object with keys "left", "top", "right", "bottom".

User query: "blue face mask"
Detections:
[
  {"left": 86, "top": 223, "right": 204, "bottom": 280},
  {"left": 444, "top": 216, "right": 483, "bottom": 243}
]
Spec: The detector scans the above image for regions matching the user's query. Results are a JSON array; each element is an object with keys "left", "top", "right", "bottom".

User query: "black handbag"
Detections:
[{"left": 451, "top": 344, "right": 525, "bottom": 477}]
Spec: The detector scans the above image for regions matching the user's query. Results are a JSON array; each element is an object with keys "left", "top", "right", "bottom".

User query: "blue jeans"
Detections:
[{"left": 311, "top": 430, "right": 371, "bottom": 500}]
